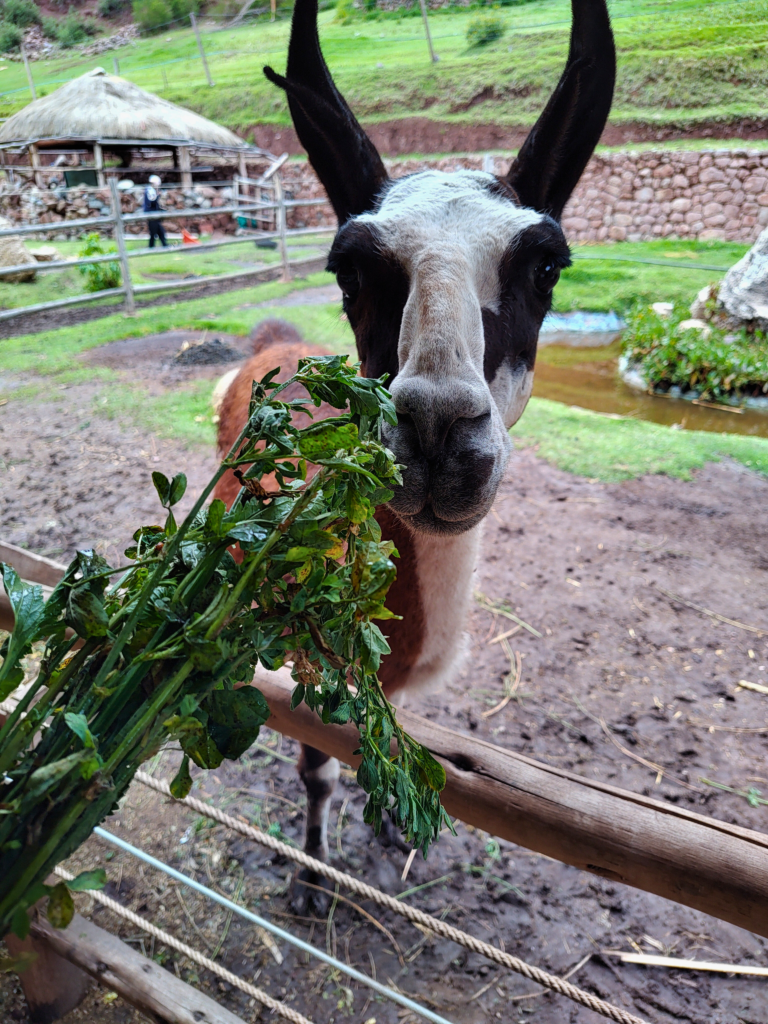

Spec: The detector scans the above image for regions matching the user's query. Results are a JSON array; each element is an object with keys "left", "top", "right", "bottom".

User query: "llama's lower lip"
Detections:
[{"left": 394, "top": 502, "right": 487, "bottom": 536}]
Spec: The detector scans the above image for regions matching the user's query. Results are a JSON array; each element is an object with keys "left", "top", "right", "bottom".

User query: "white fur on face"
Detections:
[{"left": 357, "top": 169, "right": 544, "bottom": 424}]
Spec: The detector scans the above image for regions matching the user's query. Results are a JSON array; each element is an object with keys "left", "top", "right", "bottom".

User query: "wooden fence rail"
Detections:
[{"left": 0, "top": 154, "right": 335, "bottom": 323}]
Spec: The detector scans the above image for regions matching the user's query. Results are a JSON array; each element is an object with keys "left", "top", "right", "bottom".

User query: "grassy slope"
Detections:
[{"left": 2, "top": 0, "right": 768, "bottom": 128}]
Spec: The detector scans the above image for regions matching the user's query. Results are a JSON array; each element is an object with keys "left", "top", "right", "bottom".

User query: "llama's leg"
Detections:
[{"left": 294, "top": 743, "right": 339, "bottom": 911}]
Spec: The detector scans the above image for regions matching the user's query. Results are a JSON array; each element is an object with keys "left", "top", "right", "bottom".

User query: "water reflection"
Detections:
[{"left": 534, "top": 335, "right": 768, "bottom": 439}]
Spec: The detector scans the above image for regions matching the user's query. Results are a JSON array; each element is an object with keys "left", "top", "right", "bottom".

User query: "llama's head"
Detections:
[{"left": 265, "top": 0, "right": 615, "bottom": 535}]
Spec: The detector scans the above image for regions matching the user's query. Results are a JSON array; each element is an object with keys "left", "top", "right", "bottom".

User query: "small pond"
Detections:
[{"left": 536, "top": 312, "right": 768, "bottom": 439}]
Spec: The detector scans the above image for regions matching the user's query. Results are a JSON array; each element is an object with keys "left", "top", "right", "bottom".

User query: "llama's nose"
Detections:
[{"left": 389, "top": 376, "right": 492, "bottom": 463}]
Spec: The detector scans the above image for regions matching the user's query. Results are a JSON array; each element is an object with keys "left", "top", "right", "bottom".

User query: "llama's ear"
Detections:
[
  {"left": 504, "top": 0, "right": 615, "bottom": 220},
  {"left": 264, "top": 0, "right": 388, "bottom": 223}
]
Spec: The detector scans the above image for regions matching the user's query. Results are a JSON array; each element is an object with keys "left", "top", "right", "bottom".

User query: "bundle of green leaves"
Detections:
[
  {"left": 0, "top": 355, "right": 449, "bottom": 941},
  {"left": 622, "top": 302, "right": 768, "bottom": 403},
  {"left": 78, "top": 232, "right": 122, "bottom": 293}
]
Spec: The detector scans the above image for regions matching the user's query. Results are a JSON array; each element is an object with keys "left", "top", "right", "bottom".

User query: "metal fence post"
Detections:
[
  {"left": 110, "top": 179, "right": 135, "bottom": 315},
  {"left": 190, "top": 13, "right": 214, "bottom": 88},
  {"left": 273, "top": 172, "right": 290, "bottom": 282}
]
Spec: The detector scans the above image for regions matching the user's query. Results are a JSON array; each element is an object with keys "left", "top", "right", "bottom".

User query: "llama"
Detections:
[{"left": 215, "top": 0, "right": 615, "bottom": 880}]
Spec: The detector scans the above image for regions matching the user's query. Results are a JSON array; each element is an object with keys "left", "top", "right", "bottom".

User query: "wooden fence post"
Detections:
[
  {"left": 93, "top": 142, "right": 105, "bottom": 187},
  {"left": 273, "top": 171, "right": 290, "bottom": 282},
  {"left": 110, "top": 178, "right": 135, "bottom": 316},
  {"left": 418, "top": 0, "right": 438, "bottom": 63},
  {"left": 21, "top": 44, "right": 37, "bottom": 100},
  {"left": 112, "top": 56, "right": 119, "bottom": 76},
  {"left": 190, "top": 13, "right": 214, "bottom": 88}
]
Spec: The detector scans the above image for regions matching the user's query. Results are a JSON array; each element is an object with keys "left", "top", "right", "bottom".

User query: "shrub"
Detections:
[
  {"left": 335, "top": 0, "right": 355, "bottom": 21},
  {"left": 132, "top": 0, "right": 170, "bottom": 32},
  {"left": 168, "top": 0, "right": 198, "bottom": 19},
  {"left": 0, "top": 18, "right": 21, "bottom": 49},
  {"left": 467, "top": 13, "right": 505, "bottom": 47},
  {"left": 97, "top": 0, "right": 131, "bottom": 15},
  {"left": 622, "top": 302, "right": 768, "bottom": 403},
  {"left": 48, "top": 13, "right": 95, "bottom": 46},
  {"left": 2, "top": 0, "right": 40, "bottom": 28},
  {"left": 78, "top": 233, "right": 122, "bottom": 292}
]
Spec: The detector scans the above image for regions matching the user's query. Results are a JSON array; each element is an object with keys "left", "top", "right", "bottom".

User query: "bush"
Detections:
[
  {"left": 467, "top": 13, "right": 505, "bottom": 47},
  {"left": 168, "top": 0, "right": 198, "bottom": 19},
  {"left": 46, "top": 13, "right": 95, "bottom": 46},
  {"left": 2, "top": 0, "right": 40, "bottom": 28},
  {"left": 622, "top": 303, "right": 768, "bottom": 403},
  {"left": 335, "top": 0, "right": 355, "bottom": 21},
  {"left": 0, "top": 18, "right": 21, "bottom": 49},
  {"left": 97, "top": 0, "right": 131, "bottom": 15},
  {"left": 133, "top": 0, "right": 170, "bottom": 32},
  {"left": 78, "top": 233, "right": 122, "bottom": 292}
]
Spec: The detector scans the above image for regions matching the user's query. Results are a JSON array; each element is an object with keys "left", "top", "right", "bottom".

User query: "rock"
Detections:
[
  {"left": 651, "top": 302, "right": 674, "bottom": 317},
  {"left": 29, "top": 246, "right": 61, "bottom": 262},
  {"left": 0, "top": 228, "right": 37, "bottom": 283},
  {"left": 717, "top": 225, "right": 768, "bottom": 327},
  {"left": 174, "top": 337, "right": 242, "bottom": 366},
  {"left": 678, "top": 318, "right": 711, "bottom": 338}
]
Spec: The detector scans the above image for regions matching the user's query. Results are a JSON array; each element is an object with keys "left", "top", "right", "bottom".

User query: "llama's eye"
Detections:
[
  {"left": 337, "top": 267, "right": 361, "bottom": 300},
  {"left": 533, "top": 259, "right": 560, "bottom": 294}
]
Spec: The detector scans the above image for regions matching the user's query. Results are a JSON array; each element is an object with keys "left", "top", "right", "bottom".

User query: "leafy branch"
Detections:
[{"left": 0, "top": 355, "right": 449, "bottom": 940}]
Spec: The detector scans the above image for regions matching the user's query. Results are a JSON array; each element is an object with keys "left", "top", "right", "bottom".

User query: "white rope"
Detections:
[
  {"left": 136, "top": 770, "right": 650, "bottom": 1024},
  {"left": 53, "top": 865, "right": 313, "bottom": 1024}
]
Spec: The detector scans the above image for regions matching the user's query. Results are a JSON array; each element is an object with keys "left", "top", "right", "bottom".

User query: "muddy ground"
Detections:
[{"left": 1, "top": 328, "right": 768, "bottom": 1024}]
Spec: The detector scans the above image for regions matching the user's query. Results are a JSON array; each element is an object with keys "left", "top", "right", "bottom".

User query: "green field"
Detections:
[{"left": 2, "top": 0, "right": 768, "bottom": 132}]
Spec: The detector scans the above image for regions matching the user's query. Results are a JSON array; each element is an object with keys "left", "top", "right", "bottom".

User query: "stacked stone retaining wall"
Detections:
[
  {"left": 3, "top": 150, "right": 767, "bottom": 244},
  {"left": 282, "top": 150, "right": 768, "bottom": 244}
]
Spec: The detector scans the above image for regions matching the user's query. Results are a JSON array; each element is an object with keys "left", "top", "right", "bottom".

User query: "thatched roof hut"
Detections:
[{"left": 0, "top": 68, "right": 271, "bottom": 186}]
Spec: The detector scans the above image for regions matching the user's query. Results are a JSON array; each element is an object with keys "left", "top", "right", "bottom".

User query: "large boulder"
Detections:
[
  {"left": 711, "top": 226, "right": 768, "bottom": 329},
  {"left": 0, "top": 215, "right": 36, "bottom": 283}
]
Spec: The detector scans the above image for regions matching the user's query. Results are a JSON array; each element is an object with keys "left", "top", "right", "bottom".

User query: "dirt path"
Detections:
[{"left": 1, "top": 348, "right": 768, "bottom": 1024}]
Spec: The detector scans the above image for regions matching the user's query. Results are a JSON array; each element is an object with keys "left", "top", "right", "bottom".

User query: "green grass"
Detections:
[
  {"left": 510, "top": 397, "right": 768, "bottom": 480},
  {"left": 2, "top": 0, "right": 768, "bottom": 130},
  {"left": 0, "top": 234, "right": 330, "bottom": 311},
  {"left": 92, "top": 377, "right": 219, "bottom": 447},
  {"left": 559, "top": 240, "right": 749, "bottom": 313}
]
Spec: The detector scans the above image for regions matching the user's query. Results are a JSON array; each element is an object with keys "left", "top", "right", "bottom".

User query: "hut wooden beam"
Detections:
[
  {"left": 178, "top": 145, "right": 192, "bottom": 187},
  {"left": 252, "top": 665, "right": 768, "bottom": 939}
]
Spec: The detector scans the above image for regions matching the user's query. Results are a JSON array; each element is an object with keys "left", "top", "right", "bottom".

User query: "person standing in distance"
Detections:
[{"left": 144, "top": 174, "right": 168, "bottom": 248}]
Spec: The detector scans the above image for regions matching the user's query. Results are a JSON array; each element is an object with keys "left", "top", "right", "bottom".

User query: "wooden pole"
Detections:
[
  {"left": 109, "top": 178, "right": 135, "bottom": 315},
  {"left": 162, "top": 67, "right": 168, "bottom": 90},
  {"left": 190, "top": 13, "right": 214, "bottom": 88},
  {"left": 417, "top": 0, "right": 438, "bottom": 63},
  {"left": 28, "top": 143, "right": 42, "bottom": 188},
  {"left": 178, "top": 145, "right": 192, "bottom": 188},
  {"left": 270, "top": 0, "right": 276, "bottom": 21},
  {"left": 21, "top": 43, "right": 37, "bottom": 100},
  {"left": 273, "top": 171, "right": 290, "bottom": 282},
  {"left": 4, "top": 923, "right": 90, "bottom": 1023},
  {"left": 112, "top": 56, "right": 119, "bottom": 76},
  {"left": 25, "top": 912, "right": 247, "bottom": 1024},
  {"left": 93, "top": 142, "right": 105, "bottom": 187},
  {"left": 251, "top": 665, "right": 768, "bottom": 940}
]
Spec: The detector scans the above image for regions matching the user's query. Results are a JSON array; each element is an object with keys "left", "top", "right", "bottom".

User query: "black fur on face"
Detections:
[
  {"left": 482, "top": 218, "right": 572, "bottom": 388},
  {"left": 326, "top": 219, "right": 410, "bottom": 385}
]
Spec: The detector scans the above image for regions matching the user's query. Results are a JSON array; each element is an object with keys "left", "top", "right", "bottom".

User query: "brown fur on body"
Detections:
[{"left": 214, "top": 319, "right": 424, "bottom": 698}]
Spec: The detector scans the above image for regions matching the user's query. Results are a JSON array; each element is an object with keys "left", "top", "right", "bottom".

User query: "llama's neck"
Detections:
[{"left": 387, "top": 521, "right": 482, "bottom": 701}]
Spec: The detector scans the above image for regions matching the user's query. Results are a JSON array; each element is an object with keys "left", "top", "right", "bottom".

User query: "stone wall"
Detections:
[
  {"left": 283, "top": 150, "right": 768, "bottom": 245},
  {"left": 4, "top": 150, "right": 767, "bottom": 244}
]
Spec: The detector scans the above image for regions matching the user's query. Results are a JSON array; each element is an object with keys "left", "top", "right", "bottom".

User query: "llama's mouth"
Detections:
[{"left": 393, "top": 500, "right": 490, "bottom": 536}]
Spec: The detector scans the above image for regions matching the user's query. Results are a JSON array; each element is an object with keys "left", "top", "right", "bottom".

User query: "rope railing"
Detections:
[{"left": 135, "top": 770, "right": 650, "bottom": 1024}]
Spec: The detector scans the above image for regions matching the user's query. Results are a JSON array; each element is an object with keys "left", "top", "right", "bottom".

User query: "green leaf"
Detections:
[
  {"left": 206, "top": 498, "right": 226, "bottom": 537},
  {"left": 65, "top": 587, "right": 108, "bottom": 639},
  {"left": 204, "top": 687, "right": 270, "bottom": 761},
  {"left": 298, "top": 421, "right": 358, "bottom": 459},
  {"left": 418, "top": 749, "right": 447, "bottom": 792},
  {"left": 290, "top": 682, "right": 305, "bottom": 710},
  {"left": 163, "top": 715, "right": 204, "bottom": 741},
  {"left": 0, "top": 565, "right": 46, "bottom": 700},
  {"left": 181, "top": 729, "right": 224, "bottom": 770},
  {"left": 169, "top": 473, "right": 187, "bottom": 506},
  {"left": 357, "top": 757, "right": 379, "bottom": 793},
  {"left": 0, "top": 951, "right": 38, "bottom": 973},
  {"left": 46, "top": 882, "right": 74, "bottom": 929},
  {"left": 151, "top": 471, "right": 171, "bottom": 507},
  {"left": 64, "top": 712, "right": 96, "bottom": 750},
  {"left": 26, "top": 750, "right": 91, "bottom": 802},
  {"left": 66, "top": 869, "right": 107, "bottom": 892},
  {"left": 358, "top": 621, "right": 391, "bottom": 674},
  {"left": 9, "top": 905, "right": 30, "bottom": 940},
  {"left": 170, "top": 755, "right": 193, "bottom": 799}
]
